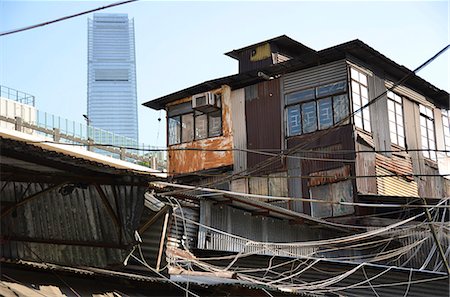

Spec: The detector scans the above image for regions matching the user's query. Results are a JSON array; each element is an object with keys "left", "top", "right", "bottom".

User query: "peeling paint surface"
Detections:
[{"left": 168, "top": 86, "right": 233, "bottom": 174}]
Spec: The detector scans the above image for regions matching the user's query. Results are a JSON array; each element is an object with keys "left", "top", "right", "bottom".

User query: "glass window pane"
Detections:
[
  {"left": 286, "top": 88, "right": 315, "bottom": 105},
  {"left": 364, "top": 119, "right": 371, "bottom": 132},
  {"left": 318, "top": 98, "right": 333, "bottom": 130},
  {"left": 168, "top": 116, "right": 181, "bottom": 145},
  {"left": 387, "top": 100, "right": 395, "bottom": 112},
  {"left": 208, "top": 110, "right": 222, "bottom": 137},
  {"left": 316, "top": 81, "right": 347, "bottom": 97},
  {"left": 360, "top": 86, "right": 368, "bottom": 99},
  {"left": 333, "top": 94, "right": 349, "bottom": 124},
  {"left": 181, "top": 113, "right": 194, "bottom": 142},
  {"left": 354, "top": 114, "right": 363, "bottom": 129},
  {"left": 351, "top": 82, "right": 360, "bottom": 94},
  {"left": 287, "top": 105, "right": 301, "bottom": 136},
  {"left": 359, "top": 73, "right": 367, "bottom": 86},
  {"left": 350, "top": 68, "right": 359, "bottom": 81},
  {"left": 398, "top": 136, "right": 405, "bottom": 148},
  {"left": 195, "top": 114, "right": 207, "bottom": 140},
  {"left": 302, "top": 101, "right": 317, "bottom": 133}
]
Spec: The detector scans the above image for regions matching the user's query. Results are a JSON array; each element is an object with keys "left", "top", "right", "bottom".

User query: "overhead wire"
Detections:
[{"left": 0, "top": 0, "right": 138, "bottom": 37}]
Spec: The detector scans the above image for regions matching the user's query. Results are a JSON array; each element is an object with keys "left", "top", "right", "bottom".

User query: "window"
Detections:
[
  {"left": 285, "top": 81, "right": 349, "bottom": 137},
  {"left": 350, "top": 68, "right": 371, "bottom": 132},
  {"left": 387, "top": 92, "right": 405, "bottom": 147},
  {"left": 167, "top": 93, "right": 222, "bottom": 145},
  {"left": 442, "top": 110, "right": 450, "bottom": 156},
  {"left": 419, "top": 104, "right": 436, "bottom": 161}
]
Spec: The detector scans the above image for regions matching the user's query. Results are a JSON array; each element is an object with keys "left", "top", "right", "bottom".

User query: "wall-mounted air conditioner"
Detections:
[{"left": 192, "top": 92, "right": 219, "bottom": 113}]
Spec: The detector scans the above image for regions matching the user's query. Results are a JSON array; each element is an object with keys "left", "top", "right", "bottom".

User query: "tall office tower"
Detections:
[{"left": 87, "top": 13, "right": 138, "bottom": 144}]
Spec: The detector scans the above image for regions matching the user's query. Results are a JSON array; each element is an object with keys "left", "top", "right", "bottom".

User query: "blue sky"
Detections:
[{"left": 1, "top": 1, "right": 449, "bottom": 147}]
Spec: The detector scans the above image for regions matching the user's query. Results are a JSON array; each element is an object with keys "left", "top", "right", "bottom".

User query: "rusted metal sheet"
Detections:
[
  {"left": 1, "top": 181, "right": 145, "bottom": 267},
  {"left": 308, "top": 165, "right": 351, "bottom": 187},
  {"left": 168, "top": 86, "right": 233, "bottom": 174},
  {"left": 375, "top": 153, "right": 415, "bottom": 179},
  {"left": 245, "top": 79, "right": 284, "bottom": 174},
  {"left": 283, "top": 60, "right": 347, "bottom": 93}
]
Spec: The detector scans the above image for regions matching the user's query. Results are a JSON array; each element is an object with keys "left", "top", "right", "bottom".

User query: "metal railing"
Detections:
[
  {"left": 0, "top": 97, "right": 166, "bottom": 171},
  {"left": 0, "top": 85, "right": 35, "bottom": 106}
]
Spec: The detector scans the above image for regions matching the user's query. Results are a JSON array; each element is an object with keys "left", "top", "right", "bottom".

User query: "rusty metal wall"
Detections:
[
  {"left": 283, "top": 60, "right": 347, "bottom": 93},
  {"left": 245, "top": 79, "right": 284, "bottom": 174},
  {"left": 0, "top": 181, "right": 144, "bottom": 267},
  {"left": 168, "top": 86, "right": 234, "bottom": 174}
]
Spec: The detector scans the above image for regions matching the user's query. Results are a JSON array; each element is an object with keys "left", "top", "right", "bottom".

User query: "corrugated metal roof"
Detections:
[
  {"left": 1, "top": 181, "right": 145, "bottom": 267},
  {"left": 0, "top": 128, "right": 165, "bottom": 179},
  {"left": 143, "top": 39, "right": 449, "bottom": 110}
]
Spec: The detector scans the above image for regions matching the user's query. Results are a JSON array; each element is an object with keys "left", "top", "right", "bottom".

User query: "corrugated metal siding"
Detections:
[
  {"left": 199, "top": 203, "right": 322, "bottom": 257},
  {"left": 390, "top": 226, "right": 450, "bottom": 273},
  {"left": 1, "top": 181, "right": 144, "bottom": 267},
  {"left": 283, "top": 60, "right": 347, "bottom": 93},
  {"left": 230, "top": 88, "right": 247, "bottom": 174},
  {"left": 245, "top": 79, "right": 283, "bottom": 174},
  {"left": 376, "top": 167, "right": 419, "bottom": 197},
  {"left": 167, "top": 202, "right": 199, "bottom": 252}
]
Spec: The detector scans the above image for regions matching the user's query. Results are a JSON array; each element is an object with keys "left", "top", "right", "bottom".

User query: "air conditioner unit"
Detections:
[{"left": 192, "top": 92, "right": 219, "bottom": 113}]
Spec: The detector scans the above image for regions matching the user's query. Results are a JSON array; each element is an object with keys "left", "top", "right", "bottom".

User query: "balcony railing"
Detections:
[
  {"left": 0, "top": 96, "right": 166, "bottom": 171},
  {"left": 0, "top": 85, "right": 35, "bottom": 106}
]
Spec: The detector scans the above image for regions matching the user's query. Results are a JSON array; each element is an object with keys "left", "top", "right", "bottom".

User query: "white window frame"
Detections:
[
  {"left": 387, "top": 91, "right": 405, "bottom": 147},
  {"left": 442, "top": 109, "right": 450, "bottom": 156},
  {"left": 350, "top": 67, "right": 371, "bottom": 132},
  {"left": 419, "top": 104, "right": 437, "bottom": 161}
]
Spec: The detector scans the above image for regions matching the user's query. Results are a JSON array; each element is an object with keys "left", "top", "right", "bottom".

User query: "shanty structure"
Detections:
[{"left": 142, "top": 36, "right": 450, "bottom": 296}]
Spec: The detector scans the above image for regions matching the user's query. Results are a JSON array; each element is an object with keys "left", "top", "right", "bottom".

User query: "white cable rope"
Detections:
[{"left": 154, "top": 182, "right": 450, "bottom": 209}]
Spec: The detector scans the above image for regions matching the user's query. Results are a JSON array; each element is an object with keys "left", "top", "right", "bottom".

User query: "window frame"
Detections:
[
  {"left": 350, "top": 67, "right": 371, "bottom": 133},
  {"left": 442, "top": 109, "right": 450, "bottom": 157},
  {"left": 419, "top": 104, "right": 437, "bottom": 161},
  {"left": 387, "top": 91, "right": 406, "bottom": 148},
  {"left": 167, "top": 93, "right": 223, "bottom": 146},
  {"left": 284, "top": 80, "right": 349, "bottom": 138}
]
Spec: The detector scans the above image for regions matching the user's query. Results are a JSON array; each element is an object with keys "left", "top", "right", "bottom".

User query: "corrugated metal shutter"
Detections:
[
  {"left": 376, "top": 166, "right": 419, "bottom": 197},
  {"left": 283, "top": 60, "right": 347, "bottom": 94}
]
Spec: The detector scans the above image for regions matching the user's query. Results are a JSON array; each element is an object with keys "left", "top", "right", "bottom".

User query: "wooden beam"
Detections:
[
  {"left": 1, "top": 183, "right": 66, "bottom": 218},
  {"left": 94, "top": 184, "right": 122, "bottom": 238},
  {"left": 2, "top": 235, "right": 128, "bottom": 249},
  {"left": 156, "top": 211, "right": 170, "bottom": 271},
  {"left": 138, "top": 205, "right": 171, "bottom": 234}
]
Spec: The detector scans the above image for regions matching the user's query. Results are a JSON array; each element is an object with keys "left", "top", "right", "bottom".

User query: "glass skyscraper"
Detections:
[{"left": 87, "top": 13, "right": 138, "bottom": 145}]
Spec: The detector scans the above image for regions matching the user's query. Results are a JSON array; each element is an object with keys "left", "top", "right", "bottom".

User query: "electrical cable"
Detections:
[
  {"left": 0, "top": 0, "right": 138, "bottom": 37},
  {"left": 155, "top": 181, "right": 450, "bottom": 209}
]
